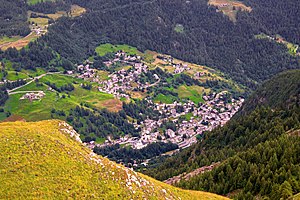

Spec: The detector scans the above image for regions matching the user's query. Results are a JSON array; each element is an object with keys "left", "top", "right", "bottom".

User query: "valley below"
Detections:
[{"left": 0, "top": 0, "right": 299, "bottom": 199}]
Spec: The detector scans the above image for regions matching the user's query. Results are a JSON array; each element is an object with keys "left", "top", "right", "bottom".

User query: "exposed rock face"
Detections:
[
  {"left": 164, "top": 162, "right": 220, "bottom": 185},
  {"left": 58, "top": 121, "right": 82, "bottom": 143}
]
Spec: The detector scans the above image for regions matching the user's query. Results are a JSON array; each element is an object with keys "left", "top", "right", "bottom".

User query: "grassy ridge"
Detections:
[{"left": 0, "top": 120, "right": 228, "bottom": 199}]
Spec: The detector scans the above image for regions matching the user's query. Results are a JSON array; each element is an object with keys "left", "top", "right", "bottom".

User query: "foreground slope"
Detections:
[{"left": 0, "top": 120, "right": 227, "bottom": 200}]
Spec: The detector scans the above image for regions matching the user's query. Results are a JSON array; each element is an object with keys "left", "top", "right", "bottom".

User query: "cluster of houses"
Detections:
[
  {"left": 173, "top": 63, "right": 190, "bottom": 74},
  {"left": 77, "top": 64, "right": 95, "bottom": 79},
  {"left": 98, "top": 63, "right": 149, "bottom": 100},
  {"left": 156, "top": 54, "right": 209, "bottom": 79},
  {"left": 96, "top": 53, "right": 161, "bottom": 99},
  {"left": 103, "top": 52, "right": 142, "bottom": 67},
  {"left": 20, "top": 91, "right": 45, "bottom": 101},
  {"left": 75, "top": 52, "right": 157, "bottom": 100},
  {"left": 91, "top": 91, "right": 244, "bottom": 150},
  {"left": 75, "top": 52, "right": 244, "bottom": 152}
]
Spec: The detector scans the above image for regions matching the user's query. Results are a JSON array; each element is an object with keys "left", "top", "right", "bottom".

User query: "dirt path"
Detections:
[
  {"left": 9, "top": 90, "right": 44, "bottom": 95},
  {"left": 7, "top": 72, "right": 61, "bottom": 94},
  {"left": 0, "top": 32, "right": 34, "bottom": 50}
]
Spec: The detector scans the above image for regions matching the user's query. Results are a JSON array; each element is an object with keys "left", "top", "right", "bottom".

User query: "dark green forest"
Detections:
[
  {"left": 177, "top": 135, "right": 300, "bottom": 199},
  {"left": 143, "top": 70, "right": 300, "bottom": 199},
  {"left": 243, "top": 0, "right": 300, "bottom": 44},
  {"left": 0, "top": 0, "right": 299, "bottom": 90},
  {"left": 0, "top": 0, "right": 30, "bottom": 37},
  {"left": 65, "top": 106, "right": 139, "bottom": 141},
  {"left": 94, "top": 142, "right": 178, "bottom": 167},
  {"left": 41, "top": 0, "right": 300, "bottom": 88}
]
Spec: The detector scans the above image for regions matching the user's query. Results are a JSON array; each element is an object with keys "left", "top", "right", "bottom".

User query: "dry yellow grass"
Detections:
[
  {"left": 93, "top": 98, "right": 123, "bottom": 112},
  {"left": 208, "top": 0, "right": 252, "bottom": 22},
  {"left": 70, "top": 4, "right": 86, "bottom": 17},
  {"left": 0, "top": 120, "right": 229, "bottom": 200},
  {"left": 0, "top": 32, "right": 38, "bottom": 50}
]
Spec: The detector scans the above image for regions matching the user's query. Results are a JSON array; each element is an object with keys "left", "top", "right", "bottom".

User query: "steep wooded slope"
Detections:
[
  {"left": 1, "top": 0, "right": 299, "bottom": 89},
  {"left": 144, "top": 70, "right": 300, "bottom": 199}
]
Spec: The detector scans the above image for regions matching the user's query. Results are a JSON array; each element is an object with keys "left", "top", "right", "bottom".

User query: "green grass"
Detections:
[
  {"left": 39, "top": 74, "right": 82, "bottom": 87},
  {"left": 254, "top": 33, "right": 270, "bottom": 40},
  {"left": 177, "top": 85, "right": 204, "bottom": 104},
  {"left": 96, "top": 137, "right": 106, "bottom": 144},
  {"left": 4, "top": 74, "right": 115, "bottom": 121},
  {"left": 0, "top": 36, "right": 21, "bottom": 45},
  {"left": 255, "top": 34, "right": 299, "bottom": 56},
  {"left": 2, "top": 60, "right": 13, "bottom": 70},
  {"left": 25, "top": 68, "right": 46, "bottom": 77},
  {"left": 0, "top": 120, "right": 228, "bottom": 199},
  {"left": 95, "top": 43, "right": 140, "bottom": 56},
  {"left": 0, "top": 112, "right": 6, "bottom": 121},
  {"left": 29, "top": 17, "right": 49, "bottom": 27},
  {"left": 6, "top": 71, "right": 29, "bottom": 81},
  {"left": 153, "top": 94, "right": 177, "bottom": 104},
  {"left": 174, "top": 24, "right": 184, "bottom": 33},
  {"left": 13, "top": 82, "right": 47, "bottom": 92},
  {"left": 286, "top": 43, "right": 298, "bottom": 56},
  {"left": 27, "top": 0, "right": 55, "bottom": 5},
  {"left": 184, "top": 113, "right": 193, "bottom": 121},
  {"left": 0, "top": 62, "right": 45, "bottom": 81},
  {"left": 97, "top": 70, "right": 109, "bottom": 80}
]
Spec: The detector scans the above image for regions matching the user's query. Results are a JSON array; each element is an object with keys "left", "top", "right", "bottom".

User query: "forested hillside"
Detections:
[
  {"left": 144, "top": 70, "right": 300, "bottom": 199},
  {"left": 1, "top": 0, "right": 299, "bottom": 89},
  {"left": 43, "top": 0, "right": 300, "bottom": 88},
  {"left": 243, "top": 0, "right": 300, "bottom": 44},
  {"left": 0, "top": 0, "right": 30, "bottom": 37}
]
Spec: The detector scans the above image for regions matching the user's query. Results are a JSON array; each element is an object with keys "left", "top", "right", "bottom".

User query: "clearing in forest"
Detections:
[
  {"left": 0, "top": 5, "right": 86, "bottom": 50},
  {"left": 95, "top": 44, "right": 140, "bottom": 56},
  {"left": 208, "top": 0, "right": 252, "bottom": 22},
  {"left": 27, "top": 0, "right": 55, "bottom": 5},
  {"left": 255, "top": 33, "right": 299, "bottom": 56}
]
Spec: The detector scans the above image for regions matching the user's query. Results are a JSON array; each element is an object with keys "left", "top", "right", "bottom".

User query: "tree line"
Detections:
[
  {"left": 66, "top": 106, "right": 139, "bottom": 142},
  {"left": 94, "top": 142, "right": 178, "bottom": 168}
]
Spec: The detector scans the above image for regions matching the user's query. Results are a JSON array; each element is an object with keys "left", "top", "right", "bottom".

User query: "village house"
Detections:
[{"left": 20, "top": 91, "right": 45, "bottom": 101}]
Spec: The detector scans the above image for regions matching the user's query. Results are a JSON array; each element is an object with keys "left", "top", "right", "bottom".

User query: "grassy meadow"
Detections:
[
  {"left": 95, "top": 44, "right": 140, "bottom": 56},
  {"left": 0, "top": 120, "right": 229, "bottom": 199},
  {"left": 3, "top": 74, "right": 116, "bottom": 121}
]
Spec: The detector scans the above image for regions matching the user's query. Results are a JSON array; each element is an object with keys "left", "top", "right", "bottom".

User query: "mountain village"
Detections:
[{"left": 78, "top": 51, "right": 244, "bottom": 151}]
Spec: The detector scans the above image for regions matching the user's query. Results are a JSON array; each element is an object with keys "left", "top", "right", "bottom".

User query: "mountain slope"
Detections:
[
  {"left": 0, "top": 120, "right": 227, "bottom": 199},
  {"left": 1, "top": 0, "right": 299, "bottom": 90},
  {"left": 240, "top": 69, "right": 300, "bottom": 113},
  {"left": 143, "top": 70, "right": 300, "bottom": 199}
]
